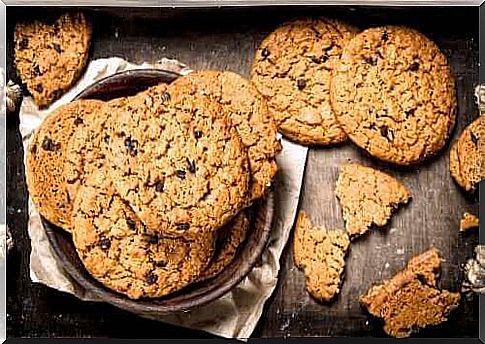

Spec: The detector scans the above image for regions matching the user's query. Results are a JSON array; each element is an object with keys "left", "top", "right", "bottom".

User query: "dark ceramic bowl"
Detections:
[{"left": 42, "top": 68, "right": 275, "bottom": 315}]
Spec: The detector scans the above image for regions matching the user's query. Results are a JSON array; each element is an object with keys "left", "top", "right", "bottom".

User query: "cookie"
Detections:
[
  {"left": 293, "top": 211, "right": 350, "bottom": 302},
  {"left": 335, "top": 163, "right": 411, "bottom": 237},
  {"left": 250, "top": 18, "right": 358, "bottom": 146},
  {"left": 197, "top": 211, "right": 250, "bottom": 281},
  {"left": 169, "top": 70, "right": 281, "bottom": 201},
  {"left": 449, "top": 116, "right": 484, "bottom": 192},
  {"left": 15, "top": 12, "right": 92, "bottom": 108},
  {"left": 331, "top": 26, "right": 457, "bottom": 165},
  {"left": 460, "top": 212, "right": 479, "bottom": 232},
  {"left": 360, "top": 248, "right": 461, "bottom": 338},
  {"left": 104, "top": 83, "right": 250, "bottom": 238},
  {"left": 26, "top": 99, "right": 104, "bottom": 230},
  {"left": 72, "top": 168, "right": 215, "bottom": 299}
]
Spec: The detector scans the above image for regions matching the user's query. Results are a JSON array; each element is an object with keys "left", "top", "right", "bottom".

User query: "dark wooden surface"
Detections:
[{"left": 6, "top": 6, "right": 480, "bottom": 338}]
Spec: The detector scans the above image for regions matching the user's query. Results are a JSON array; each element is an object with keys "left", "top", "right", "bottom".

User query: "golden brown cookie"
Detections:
[
  {"left": 14, "top": 12, "right": 92, "bottom": 108},
  {"left": 169, "top": 70, "right": 281, "bottom": 201},
  {"left": 331, "top": 26, "right": 456, "bottom": 165},
  {"left": 460, "top": 212, "right": 479, "bottom": 232},
  {"left": 103, "top": 83, "right": 250, "bottom": 239},
  {"left": 72, "top": 168, "right": 215, "bottom": 299},
  {"left": 251, "top": 18, "right": 359, "bottom": 145},
  {"left": 449, "top": 116, "right": 484, "bottom": 193},
  {"left": 335, "top": 163, "right": 411, "bottom": 237},
  {"left": 293, "top": 211, "right": 350, "bottom": 302},
  {"left": 360, "top": 248, "right": 461, "bottom": 338},
  {"left": 26, "top": 99, "right": 104, "bottom": 230},
  {"left": 197, "top": 211, "right": 250, "bottom": 282}
]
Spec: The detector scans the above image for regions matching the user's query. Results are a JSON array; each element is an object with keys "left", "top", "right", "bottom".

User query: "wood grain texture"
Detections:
[{"left": 6, "top": 6, "right": 479, "bottom": 338}]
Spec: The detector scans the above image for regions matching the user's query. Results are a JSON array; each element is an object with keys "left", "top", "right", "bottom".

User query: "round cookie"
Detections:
[
  {"left": 104, "top": 83, "right": 250, "bottom": 239},
  {"left": 26, "top": 99, "right": 104, "bottom": 230},
  {"left": 197, "top": 211, "right": 250, "bottom": 282},
  {"left": 15, "top": 12, "right": 92, "bottom": 108},
  {"left": 331, "top": 26, "right": 457, "bottom": 165},
  {"left": 72, "top": 168, "right": 215, "bottom": 299},
  {"left": 449, "top": 116, "right": 484, "bottom": 192},
  {"left": 170, "top": 70, "right": 281, "bottom": 201},
  {"left": 250, "top": 18, "right": 359, "bottom": 145}
]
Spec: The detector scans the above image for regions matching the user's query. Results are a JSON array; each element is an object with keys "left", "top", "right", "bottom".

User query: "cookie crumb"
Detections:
[{"left": 460, "top": 212, "right": 479, "bottom": 232}]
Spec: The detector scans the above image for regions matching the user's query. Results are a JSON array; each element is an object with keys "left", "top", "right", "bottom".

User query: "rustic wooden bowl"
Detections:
[{"left": 43, "top": 68, "right": 275, "bottom": 315}]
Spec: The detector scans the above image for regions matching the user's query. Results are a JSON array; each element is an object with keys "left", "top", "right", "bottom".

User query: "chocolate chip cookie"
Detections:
[
  {"left": 331, "top": 26, "right": 456, "bottom": 165},
  {"left": 15, "top": 12, "right": 92, "bottom": 108},
  {"left": 449, "top": 116, "right": 484, "bottom": 193},
  {"left": 335, "top": 163, "right": 411, "bottom": 237},
  {"left": 360, "top": 248, "right": 461, "bottom": 338},
  {"left": 26, "top": 99, "right": 104, "bottom": 230},
  {"left": 293, "top": 211, "right": 350, "bottom": 302},
  {"left": 197, "top": 211, "right": 250, "bottom": 282},
  {"left": 104, "top": 83, "right": 250, "bottom": 238},
  {"left": 72, "top": 168, "right": 215, "bottom": 299},
  {"left": 170, "top": 70, "right": 281, "bottom": 201},
  {"left": 251, "top": 18, "right": 359, "bottom": 145}
]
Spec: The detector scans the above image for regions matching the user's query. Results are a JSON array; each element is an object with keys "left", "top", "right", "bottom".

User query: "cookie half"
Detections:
[
  {"left": 331, "top": 26, "right": 456, "bottom": 165},
  {"left": 26, "top": 99, "right": 104, "bottom": 230},
  {"left": 449, "top": 116, "right": 484, "bottom": 193},
  {"left": 72, "top": 168, "right": 215, "bottom": 299},
  {"left": 251, "top": 18, "right": 359, "bottom": 145},
  {"left": 104, "top": 84, "right": 250, "bottom": 238},
  {"left": 169, "top": 70, "right": 281, "bottom": 201},
  {"left": 15, "top": 12, "right": 92, "bottom": 108}
]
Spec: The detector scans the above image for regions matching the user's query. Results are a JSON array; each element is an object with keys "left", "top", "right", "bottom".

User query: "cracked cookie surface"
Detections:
[
  {"left": 331, "top": 26, "right": 456, "bottom": 165},
  {"left": 335, "top": 163, "right": 411, "bottom": 237},
  {"left": 251, "top": 18, "right": 358, "bottom": 145},
  {"left": 104, "top": 83, "right": 250, "bottom": 239},
  {"left": 26, "top": 99, "right": 104, "bottom": 230},
  {"left": 293, "top": 211, "right": 350, "bottom": 302},
  {"left": 170, "top": 70, "right": 281, "bottom": 201},
  {"left": 15, "top": 12, "right": 92, "bottom": 108},
  {"left": 360, "top": 248, "right": 461, "bottom": 338},
  {"left": 72, "top": 168, "right": 215, "bottom": 299},
  {"left": 449, "top": 116, "right": 484, "bottom": 193},
  {"left": 197, "top": 211, "right": 250, "bottom": 282}
]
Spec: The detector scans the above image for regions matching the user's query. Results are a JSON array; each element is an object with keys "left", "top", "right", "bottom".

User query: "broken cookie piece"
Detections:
[
  {"left": 360, "top": 248, "right": 461, "bottom": 338},
  {"left": 293, "top": 211, "right": 350, "bottom": 302},
  {"left": 460, "top": 212, "right": 479, "bottom": 232},
  {"left": 335, "top": 163, "right": 411, "bottom": 237}
]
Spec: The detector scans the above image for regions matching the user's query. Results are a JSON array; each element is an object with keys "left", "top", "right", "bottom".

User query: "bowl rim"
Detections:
[{"left": 42, "top": 68, "right": 276, "bottom": 314}]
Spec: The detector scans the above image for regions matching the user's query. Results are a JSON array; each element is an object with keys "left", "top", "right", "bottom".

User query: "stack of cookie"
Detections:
[{"left": 26, "top": 70, "right": 281, "bottom": 299}]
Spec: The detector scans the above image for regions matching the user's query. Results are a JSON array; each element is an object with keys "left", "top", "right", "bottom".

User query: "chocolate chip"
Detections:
[
  {"left": 364, "top": 56, "right": 377, "bottom": 66},
  {"left": 186, "top": 158, "right": 196, "bottom": 173},
  {"left": 145, "top": 273, "right": 158, "bottom": 285},
  {"left": 416, "top": 273, "right": 429, "bottom": 286},
  {"left": 261, "top": 47, "right": 270, "bottom": 59},
  {"left": 161, "top": 91, "right": 171, "bottom": 102},
  {"left": 74, "top": 117, "right": 83, "bottom": 126},
  {"left": 405, "top": 109, "right": 416, "bottom": 118},
  {"left": 41, "top": 137, "right": 59, "bottom": 151},
  {"left": 126, "top": 218, "right": 137, "bottom": 231},
  {"left": 382, "top": 31, "right": 389, "bottom": 42},
  {"left": 103, "top": 135, "right": 110, "bottom": 144},
  {"left": 124, "top": 137, "right": 138, "bottom": 156},
  {"left": 409, "top": 62, "right": 420, "bottom": 71},
  {"left": 52, "top": 89, "right": 63, "bottom": 100},
  {"left": 147, "top": 235, "right": 159, "bottom": 244},
  {"left": 380, "top": 125, "right": 394, "bottom": 141},
  {"left": 177, "top": 223, "right": 190, "bottom": 231},
  {"left": 471, "top": 132, "right": 479, "bottom": 145},
  {"left": 32, "top": 65, "right": 42, "bottom": 77},
  {"left": 156, "top": 260, "right": 167, "bottom": 268},
  {"left": 311, "top": 56, "right": 321, "bottom": 64},
  {"left": 18, "top": 37, "right": 29, "bottom": 49},
  {"left": 30, "top": 144, "right": 37, "bottom": 154},
  {"left": 154, "top": 180, "right": 164, "bottom": 192},
  {"left": 176, "top": 170, "right": 186, "bottom": 179},
  {"left": 311, "top": 27, "right": 322, "bottom": 39},
  {"left": 34, "top": 84, "right": 43, "bottom": 93},
  {"left": 52, "top": 43, "right": 62, "bottom": 53},
  {"left": 99, "top": 238, "right": 111, "bottom": 250},
  {"left": 297, "top": 78, "right": 307, "bottom": 90},
  {"left": 194, "top": 130, "right": 203, "bottom": 139}
]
